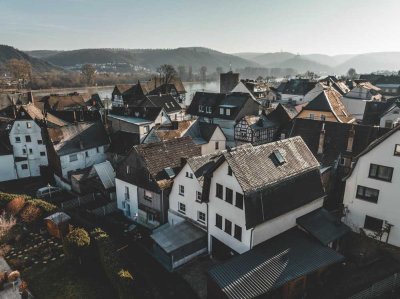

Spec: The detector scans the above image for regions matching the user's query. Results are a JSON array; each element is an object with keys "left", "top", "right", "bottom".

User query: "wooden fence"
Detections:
[
  {"left": 88, "top": 201, "right": 118, "bottom": 217},
  {"left": 60, "top": 193, "right": 96, "bottom": 210},
  {"left": 348, "top": 272, "right": 400, "bottom": 299}
]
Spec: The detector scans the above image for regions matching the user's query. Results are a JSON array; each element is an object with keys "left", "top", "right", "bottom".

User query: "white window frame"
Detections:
[
  {"left": 197, "top": 211, "right": 206, "bottom": 224},
  {"left": 69, "top": 154, "right": 78, "bottom": 162},
  {"left": 179, "top": 185, "right": 185, "bottom": 196},
  {"left": 178, "top": 202, "right": 186, "bottom": 214}
]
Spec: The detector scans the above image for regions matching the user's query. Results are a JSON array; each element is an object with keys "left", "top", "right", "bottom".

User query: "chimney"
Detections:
[
  {"left": 347, "top": 125, "right": 355, "bottom": 152},
  {"left": 317, "top": 123, "right": 326, "bottom": 154}
]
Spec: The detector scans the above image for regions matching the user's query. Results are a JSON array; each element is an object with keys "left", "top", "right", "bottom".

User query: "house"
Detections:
[
  {"left": 278, "top": 79, "right": 317, "bottom": 103},
  {"left": 147, "top": 77, "right": 187, "bottom": 106},
  {"left": 234, "top": 104, "right": 296, "bottom": 145},
  {"left": 8, "top": 105, "right": 63, "bottom": 178},
  {"left": 184, "top": 120, "right": 226, "bottom": 154},
  {"left": 187, "top": 92, "right": 260, "bottom": 143},
  {"left": 379, "top": 100, "right": 400, "bottom": 128},
  {"left": 198, "top": 137, "right": 325, "bottom": 257},
  {"left": 137, "top": 94, "right": 183, "bottom": 121},
  {"left": 0, "top": 125, "right": 17, "bottom": 182},
  {"left": 362, "top": 97, "right": 398, "bottom": 126},
  {"left": 115, "top": 137, "right": 201, "bottom": 229},
  {"left": 107, "top": 106, "right": 171, "bottom": 142},
  {"left": 367, "top": 75, "right": 400, "bottom": 96},
  {"left": 107, "top": 131, "right": 142, "bottom": 165},
  {"left": 71, "top": 160, "right": 116, "bottom": 199},
  {"left": 296, "top": 88, "right": 355, "bottom": 123},
  {"left": 342, "top": 126, "right": 400, "bottom": 247},
  {"left": 46, "top": 121, "right": 110, "bottom": 183},
  {"left": 207, "top": 228, "right": 344, "bottom": 299},
  {"left": 342, "top": 82, "right": 382, "bottom": 120}
]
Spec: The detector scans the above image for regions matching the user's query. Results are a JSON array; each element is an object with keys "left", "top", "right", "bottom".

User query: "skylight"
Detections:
[
  {"left": 271, "top": 149, "right": 286, "bottom": 166},
  {"left": 164, "top": 167, "right": 175, "bottom": 178}
]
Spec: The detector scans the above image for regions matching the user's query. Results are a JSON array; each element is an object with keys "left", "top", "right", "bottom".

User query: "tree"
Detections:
[
  {"left": 6, "top": 59, "right": 32, "bottom": 89},
  {"left": 200, "top": 66, "right": 207, "bottom": 82},
  {"left": 157, "top": 64, "right": 177, "bottom": 84},
  {"left": 347, "top": 68, "right": 357, "bottom": 79},
  {"left": 81, "top": 64, "right": 96, "bottom": 86},
  {"left": 177, "top": 65, "right": 186, "bottom": 80},
  {"left": 64, "top": 227, "right": 90, "bottom": 264}
]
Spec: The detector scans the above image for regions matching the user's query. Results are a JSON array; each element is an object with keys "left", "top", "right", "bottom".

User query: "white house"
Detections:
[
  {"left": 201, "top": 137, "right": 325, "bottom": 256},
  {"left": 342, "top": 126, "right": 400, "bottom": 247},
  {"left": 9, "top": 107, "right": 50, "bottom": 178},
  {"left": 0, "top": 133, "right": 17, "bottom": 182},
  {"left": 46, "top": 122, "right": 110, "bottom": 182},
  {"left": 379, "top": 102, "right": 400, "bottom": 128}
]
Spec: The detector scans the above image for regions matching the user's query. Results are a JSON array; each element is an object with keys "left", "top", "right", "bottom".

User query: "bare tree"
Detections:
[
  {"left": 81, "top": 64, "right": 96, "bottom": 86},
  {"left": 347, "top": 68, "right": 357, "bottom": 80},
  {"left": 6, "top": 59, "right": 32, "bottom": 89},
  {"left": 200, "top": 66, "right": 207, "bottom": 82},
  {"left": 157, "top": 64, "right": 177, "bottom": 84}
]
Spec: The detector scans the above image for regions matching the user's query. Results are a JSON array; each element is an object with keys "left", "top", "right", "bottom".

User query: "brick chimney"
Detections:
[
  {"left": 347, "top": 125, "right": 355, "bottom": 152},
  {"left": 317, "top": 123, "right": 326, "bottom": 154}
]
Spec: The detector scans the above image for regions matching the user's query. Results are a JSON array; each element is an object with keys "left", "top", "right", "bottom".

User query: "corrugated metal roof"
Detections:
[
  {"left": 208, "top": 228, "right": 344, "bottom": 299},
  {"left": 93, "top": 160, "right": 115, "bottom": 189},
  {"left": 296, "top": 208, "right": 350, "bottom": 246}
]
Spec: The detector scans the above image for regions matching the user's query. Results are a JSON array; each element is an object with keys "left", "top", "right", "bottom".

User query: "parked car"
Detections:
[{"left": 36, "top": 186, "right": 62, "bottom": 199}]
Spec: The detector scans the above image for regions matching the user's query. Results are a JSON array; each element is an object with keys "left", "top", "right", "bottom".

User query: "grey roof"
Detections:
[
  {"left": 93, "top": 160, "right": 116, "bottom": 189},
  {"left": 151, "top": 221, "right": 206, "bottom": 254},
  {"left": 223, "top": 136, "right": 320, "bottom": 193},
  {"left": 47, "top": 121, "right": 109, "bottom": 156},
  {"left": 44, "top": 212, "right": 71, "bottom": 224},
  {"left": 296, "top": 208, "right": 350, "bottom": 245},
  {"left": 184, "top": 120, "right": 225, "bottom": 145},
  {"left": 208, "top": 228, "right": 344, "bottom": 299},
  {"left": 186, "top": 151, "right": 224, "bottom": 186}
]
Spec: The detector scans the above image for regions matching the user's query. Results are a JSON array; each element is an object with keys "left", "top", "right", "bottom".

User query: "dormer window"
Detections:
[
  {"left": 186, "top": 171, "right": 193, "bottom": 179},
  {"left": 226, "top": 108, "right": 231, "bottom": 116},
  {"left": 206, "top": 106, "right": 212, "bottom": 114},
  {"left": 199, "top": 105, "right": 204, "bottom": 112},
  {"left": 271, "top": 149, "right": 285, "bottom": 166}
]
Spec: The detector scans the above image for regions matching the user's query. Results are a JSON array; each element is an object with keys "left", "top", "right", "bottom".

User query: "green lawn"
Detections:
[{"left": 23, "top": 258, "right": 117, "bottom": 299}]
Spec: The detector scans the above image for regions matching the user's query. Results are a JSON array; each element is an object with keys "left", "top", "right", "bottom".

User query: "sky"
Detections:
[{"left": 1, "top": 0, "right": 400, "bottom": 55}]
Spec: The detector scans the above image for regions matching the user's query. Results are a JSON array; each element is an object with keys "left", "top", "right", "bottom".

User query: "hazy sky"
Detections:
[{"left": 1, "top": 0, "right": 399, "bottom": 55}]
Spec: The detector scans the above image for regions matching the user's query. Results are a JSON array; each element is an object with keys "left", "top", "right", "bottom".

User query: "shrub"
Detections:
[
  {"left": 91, "top": 228, "right": 135, "bottom": 299},
  {"left": 0, "top": 212, "right": 16, "bottom": 239},
  {"left": 6, "top": 197, "right": 26, "bottom": 216},
  {"left": 0, "top": 193, "right": 31, "bottom": 208},
  {"left": 20, "top": 204, "right": 42, "bottom": 223},
  {"left": 64, "top": 228, "right": 91, "bottom": 264},
  {"left": 27, "top": 199, "right": 57, "bottom": 214}
]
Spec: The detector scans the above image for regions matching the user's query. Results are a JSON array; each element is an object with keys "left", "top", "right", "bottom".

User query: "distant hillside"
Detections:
[
  {"left": 35, "top": 47, "right": 259, "bottom": 71},
  {"left": 336, "top": 52, "right": 400, "bottom": 73},
  {"left": 25, "top": 50, "right": 62, "bottom": 59},
  {"left": 271, "top": 55, "right": 333, "bottom": 74},
  {"left": 244, "top": 52, "right": 296, "bottom": 66},
  {"left": 0, "top": 45, "right": 59, "bottom": 72}
]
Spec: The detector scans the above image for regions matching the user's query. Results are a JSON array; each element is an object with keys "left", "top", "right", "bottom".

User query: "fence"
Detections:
[
  {"left": 89, "top": 201, "right": 118, "bottom": 217},
  {"left": 348, "top": 272, "right": 400, "bottom": 299},
  {"left": 60, "top": 193, "right": 96, "bottom": 210}
]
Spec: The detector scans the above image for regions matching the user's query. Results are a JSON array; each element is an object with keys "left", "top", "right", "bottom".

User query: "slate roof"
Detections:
[
  {"left": 113, "top": 84, "right": 134, "bottom": 96},
  {"left": 47, "top": 122, "right": 109, "bottom": 156},
  {"left": 93, "top": 160, "right": 116, "bottom": 190},
  {"left": 110, "top": 106, "right": 164, "bottom": 123},
  {"left": 208, "top": 228, "right": 344, "bottom": 299},
  {"left": 281, "top": 79, "right": 317, "bottom": 96},
  {"left": 302, "top": 89, "right": 354, "bottom": 123},
  {"left": 187, "top": 92, "right": 225, "bottom": 115},
  {"left": 288, "top": 118, "right": 391, "bottom": 167},
  {"left": 119, "top": 136, "right": 201, "bottom": 190},
  {"left": 297, "top": 208, "right": 350, "bottom": 245},
  {"left": 0, "top": 131, "right": 12, "bottom": 155},
  {"left": 146, "top": 77, "right": 186, "bottom": 94},
  {"left": 139, "top": 94, "right": 182, "bottom": 114},
  {"left": 362, "top": 98, "right": 399, "bottom": 125},
  {"left": 184, "top": 120, "right": 225, "bottom": 145},
  {"left": 108, "top": 131, "right": 140, "bottom": 155},
  {"left": 186, "top": 151, "right": 224, "bottom": 187}
]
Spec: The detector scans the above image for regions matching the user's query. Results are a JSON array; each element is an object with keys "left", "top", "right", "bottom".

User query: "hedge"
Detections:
[
  {"left": 91, "top": 228, "right": 134, "bottom": 299},
  {"left": 0, "top": 192, "right": 31, "bottom": 208},
  {"left": 27, "top": 199, "right": 57, "bottom": 215}
]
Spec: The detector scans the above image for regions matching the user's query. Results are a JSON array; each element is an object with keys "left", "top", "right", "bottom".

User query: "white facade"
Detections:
[
  {"left": 207, "top": 161, "right": 324, "bottom": 254},
  {"left": 343, "top": 130, "right": 400, "bottom": 247},
  {"left": 59, "top": 145, "right": 107, "bottom": 179},
  {"left": 380, "top": 106, "right": 400, "bottom": 128},
  {"left": 201, "top": 127, "right": 226, "bottom": 155},
  {"left": 0, "top": 154, "right": 17, "bottom": 182},
  {"left": 168, "top": 163, "right": 207, "bottom": 228},
  {"left": 9, "top": 119, "right": 48, "bottom": 178},
  {"left": 116, "top": 178, "right": 139, "bottom": 219}
]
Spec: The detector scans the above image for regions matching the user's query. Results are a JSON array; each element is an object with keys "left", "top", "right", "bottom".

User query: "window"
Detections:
[
  {"left": 96, "top": 147, "right": 100, "bottom": 153},
  {"left": 126, "top": 165, "right": 131, "bottom": 174},
  {"left": 385, "top": 120, "right": 393, "bottom": 128},
  {"left": 206, "top": 106, "right": 212, "bottom": 114},
  {"left": 144, "top": 190, "right": 152, "bottom": 201},
  {"left": 179, "top": 185, "right": 185, "bottom": 196},
  {"left": 216, "top": 214, "right": 222, "bottom": 229},
  {"left": 198, "top": 211, "right": 206, "bottom": 224},
  {"left": 178, "top": 202, "right": 186, "bottom": 214},
  {"left": 144, "top": 125, "right": 150, "bottom": 133},
  {"left": 196, "top": 191, "right": 202, "bottom": 202},
  {"left": 69, "top": 154, "right": 78, "bottom": 162},
  {"left": 21, "top": 164, "right": 28, "bottom": 170},
  {"left": 227, "top": 166, "right": 232, "bottom": 176},
  {"left": 356, "top": 185, "right": 379, "bottom": 203},
  {"left": 234, "top": 225, "right": 242, "bottom": 241},
  {"left": 25, "top": 135, "right": 31, "bottom": 142},
  {"left": 22, "top": 148, "right": 27, "bottom": 155},
  {"left": 226, "top": 108, "right": 231, "bottom": 116},
  {"left": 125, "top": 186, "right": 130, "bottom": 200},
  {"left": 394, "top": 144, "right": 400, "bottom": 156},
  {"left": 225, "top": 188, "right": 233, "bottom": 204},
  {"left": 320, "top": 115, "right": 326, "bottom": 121},
  {"left": 15, "top": 137, "right": 21, "bottom": 143},
  {"left": 369, "top": 164, "right": 394, "bottom": 182},
  {"left": 235, "top": 193, "right": 244, "bottom": 209},
  {"left": 309, "top": 114, "right": 315, "bottom": 120},
  {"left": 339, "top": 158, "right": 346, "bottom": 166},
  {"left": 29, "top": 148, "right": 33, "bottom": 154},
  {"left": 216, "top": 183, "right": 223, "bottom": 199},
  {"left": 199, "top": 105, "right": 204, "bottom": 112},
  {"left": 224, "top": 219, "right": 232, "bottom": 235},
  {"left": 85, "top": 151, "right": 89, "bottom": 158},
  {"left": 215, "top": 141, "right": 219, "bottom": 150},
  {"left": 186, "top": 172, "right": 193, "bottom": 179},
  {"left": 364, "top": 215, "right": 383, "bottom": 232},
  {"left": 220, "top": 108, "right": 224, "bottom": 115},
  {"left": 26, "top": 122, "right": 32, "bottom": 128},
  {"left": 37, "top": 139, "right": 43, "bottom": 144},
  {"left": 40, "top": 151, "right": 46, "bottom": 157}
]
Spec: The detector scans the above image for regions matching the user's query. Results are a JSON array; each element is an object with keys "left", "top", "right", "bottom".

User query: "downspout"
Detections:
[
  {"left": 250, "top": 227, "right": 255, "bottom": 249},
  {"left": 161, "top": 189, "right": 164, "bottom": 224}
]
